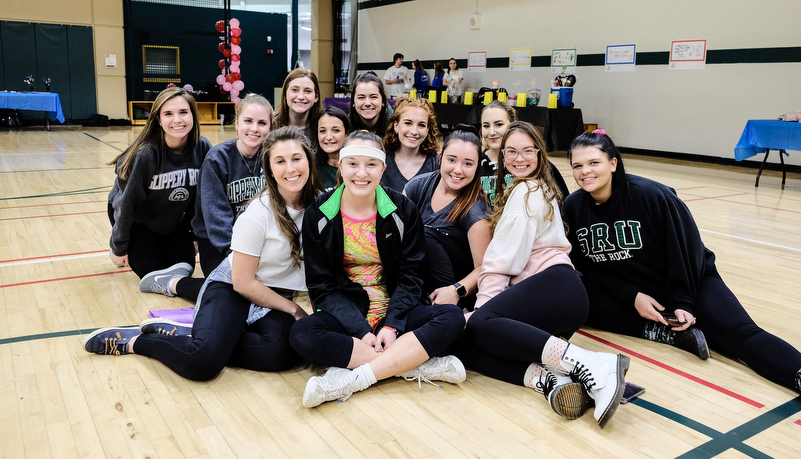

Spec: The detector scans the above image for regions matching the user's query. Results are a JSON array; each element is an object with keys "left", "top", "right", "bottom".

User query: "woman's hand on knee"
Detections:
[
  {"left": 375, "top": 327, "right": 397, "bottom": 352},
  {"left": 430, "top": 285, "right": 459, "bottom": 305},
  {"left": 361, "top": 332, "right": 378, "bottom": 350},
  {"left": 289, "top": 302, "right": 308, "bottom": 321},
  {"left": 634, "top": 292, "right": 668, "bottom": 325}
]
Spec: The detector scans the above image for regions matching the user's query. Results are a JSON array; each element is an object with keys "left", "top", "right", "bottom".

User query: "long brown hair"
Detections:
[
  {"left": 109, "top": 87, "right": 200, "bottom": 179},
  {"left": 481, "top": 100, "right": 517, "bottom": 153},
  {"left": 250, "top": 126, "right": 323, "bottom": 267},
  {"left": 440, "top": 126, "right": 486, "bottom": 223},
  {"left": 489, "top": 121, "right": 561, "bottom": 231},
  {"left": 383, "top": 97, "right": 440, "bottom": 157},
  {"left": 273, "top": 68, "right": 321, "bottom": 141}
]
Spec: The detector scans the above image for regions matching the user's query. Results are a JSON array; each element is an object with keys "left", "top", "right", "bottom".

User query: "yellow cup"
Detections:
[
  {"left": 464, "top": 92, "right": 473, "bottom": 105},
  {"left": 498, "top": 92, "right": 507, "bottom": 103},
  {"left": 484, "top": 91, "right": 493, "bottom": 105},
  {"left": 547, "top": 93, "right": 558, "bottom": 109},
  {"left": 409, "top": 89, "right": 417, "bottom": 99},
  {"left": 517, "top": 93, "right": 527, "bottom": 107},
  {"left": 429, "top": 90, "right": 436, "bottom": 101},
  {"left": 440, "top": 91, "right": 448, "bottom": 104}
]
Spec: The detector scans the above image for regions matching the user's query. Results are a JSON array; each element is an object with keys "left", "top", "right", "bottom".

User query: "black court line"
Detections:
[
  {"left": 84, "top": 132, "right": 125, "bottom": 152},
  {"left": 0, "top": 166, "right": 109, "bottom": 174},
  {"left": 0, "top": 327, "right": 130, "bottom": 345},
  {"left": 633, "top": 397, "right": 801, "bottom": 458},
  {"left": 0, "top": 186, "right": 111, "bottom": 201}
]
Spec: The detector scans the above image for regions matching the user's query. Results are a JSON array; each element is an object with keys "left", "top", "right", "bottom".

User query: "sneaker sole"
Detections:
[
  {"left": 597, "top": 354, "right": 630, "bottom": 429},
  {"left": 549, "top": 382, "right": 591, "bottom": 420},
  {"left": 689, "top": 328, "right": 711, "bottom": 360},
  {"left": 139, "top": 317, "right": 192, "bottom": 335},
  {"left": 138, "top": 262, "right": 193, "bottom": 293}
]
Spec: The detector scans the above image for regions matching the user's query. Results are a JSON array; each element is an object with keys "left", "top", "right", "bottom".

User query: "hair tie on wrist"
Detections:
[{"left": 592, "top": 129, "right": 606, "bottom": 136}]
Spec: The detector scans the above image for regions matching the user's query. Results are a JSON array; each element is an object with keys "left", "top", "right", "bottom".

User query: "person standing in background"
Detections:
[{"left": 384, "top": 53, "right": 408, "bottom": 99}]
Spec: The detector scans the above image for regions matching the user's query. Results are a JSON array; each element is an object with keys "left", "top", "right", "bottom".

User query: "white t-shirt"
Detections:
[
  {"left": 229, "top": 194, "right": 307, "bottom": 292},
  {"left": 384, "top": 65, "right": 409, "bottom": 97},
  {"left": 444, "top": 69, "right": 464, "bottom": 96}
]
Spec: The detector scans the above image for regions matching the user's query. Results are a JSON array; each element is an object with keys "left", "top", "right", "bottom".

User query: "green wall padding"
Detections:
[
  {"left": 35, "top": 23, "right": 72, "bottom": 118},
  {"left": 67, "top": 25, "right": 97, "bottom": 119}
]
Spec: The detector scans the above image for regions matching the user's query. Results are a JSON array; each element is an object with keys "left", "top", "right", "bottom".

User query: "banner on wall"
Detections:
[
  {"left": 669, "top": 39, "right": 707, "bottom": 70},
  {"left": 605, "top": 44, "right": 635, "bottom": 72},
  {"left": 551, "top": 48, "right": 577, "bottom": 74},
  {"left": 509, "top": 48, "right": 531, "bottom": 72},
  {"left": 468, "top": 51, "right": 486, "bottom": 73}
]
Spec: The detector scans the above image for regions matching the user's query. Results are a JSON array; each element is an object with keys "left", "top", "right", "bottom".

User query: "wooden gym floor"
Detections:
[{"left": 1, "top": 126, "right": 800, "bottom": 458}]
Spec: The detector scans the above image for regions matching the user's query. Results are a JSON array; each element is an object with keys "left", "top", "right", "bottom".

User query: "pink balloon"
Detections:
[
  {"left": 216, "top": 74, "right": 225, "bottom": 85},
  {"left": 230, "top": 62, "right": 240, "bottom": 72},
  {"left": 229, "top": 18, "right": 240, "bottom": 28},
  {"left": 231, "top": 45, "right": 241, "bottom": 55},
  {"left": 233, "top": 80, "right": 244, "bottom": 91},
  {"left": 230, "top": 89, "right": 240, "bottom": 97},
  {"left": 222, "top": 81, "right": 233, "bottom": 91},
  {"left": 231, "top": 96, "right": 241, "bottom": 103}
]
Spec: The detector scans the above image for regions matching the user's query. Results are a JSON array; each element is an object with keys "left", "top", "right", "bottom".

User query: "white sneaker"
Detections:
[
  {"left": 302, "top": 367, "right": 355, "bottom": 408},
  {"left": 138, "top": 262, "right": 192, "bottom": 297},
  {"left": 397, "top": 355, "right": 466, "bottom": 392}
]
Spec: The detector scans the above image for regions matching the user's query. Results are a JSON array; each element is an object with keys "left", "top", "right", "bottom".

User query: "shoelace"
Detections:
[
  {"left": 156, "top": 326, "right": 178, "bottom": 336},
  {"left": 103, "top": 333, "right": 124, "bottom": 355},
  {"left": 401, "top": 373, "right": 443, "bottom": 393},
  {"left": 535, "top": 372, "right": 558, "bottom": 396},
  {"left": 318, "top": 377, "right": 355, "bottom": 403},
  {"left": 570, "top": 363, "right": 596, "bottom": 390}
]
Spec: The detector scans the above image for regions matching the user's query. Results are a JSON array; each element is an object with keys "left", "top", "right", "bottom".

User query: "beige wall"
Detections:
[
  {"left": 311, "top": 0, "right": 334, "bottom": 100},
  {"left": 1, "top": 0, "right": 128, "bottom": 119}
]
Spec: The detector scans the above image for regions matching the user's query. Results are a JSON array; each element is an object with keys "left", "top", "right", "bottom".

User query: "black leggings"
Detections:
[
  {"left": 423, "top": 227, "right": 477, "bottom": 310},
  {"left": 462, "top": 264, "right": 588, "bottom": 382},
  {"left": 109, "top": 203, "right": 205, "bottom": 302},
  {"left": 133, "top": 281, "right": 300, "bottom": 380},
  {"left": 289, "top": 303, "right": 465, "bottom": 368},
  {"left": 584, "top": 270, "right": 801, "bottom": 389}
]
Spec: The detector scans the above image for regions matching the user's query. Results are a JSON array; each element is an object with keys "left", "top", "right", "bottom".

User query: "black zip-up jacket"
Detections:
[{"left": 302, "top": 185, "right": 427, "bottom": 338}]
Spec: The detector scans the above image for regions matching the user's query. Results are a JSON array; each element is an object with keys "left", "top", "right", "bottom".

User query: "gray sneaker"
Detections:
[
  {"left": 139, "top": 318, "right": 192, "bottom": 336},
  {"left": 138, "top": 262, "right": 193, "bottom": 297}
]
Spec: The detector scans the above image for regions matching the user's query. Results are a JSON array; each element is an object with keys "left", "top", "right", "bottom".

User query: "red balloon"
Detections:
[
  {"left": 220, "top": 86, "right": 227, "bottom": 94},
  {"left": 218, "top": 59, "right": 226, "bottom": 69},
  {"left": 225, "top": 74, "right": 236, "bottom": 83},
  {"left": 223, "top": 49, "right": 232, "bottom": 58},
  {"left": 230, "top": 36, "right": 241, "bottom": 46},
  {"left": 231, "top": 27, "right": 242, "bottom": 37},
  {"left": 233, "top": 72, "right": 241, "bottom": 81},
  {"left": 231, "top": 54, "right": 240, "bottom": 62},
  {"left": 218, "top": 43, "right": 225, "bottom": 53},
  {"left": 215, "top": 20, "right": 225, "bottom": 33}
]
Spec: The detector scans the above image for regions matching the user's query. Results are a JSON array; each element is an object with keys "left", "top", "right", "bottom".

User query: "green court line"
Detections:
[
  {"left": 84, "top": 132, "right": 125, "bottom": 152},
  {"left": 633, "top": 396, "right": 801, "bottom": 458},
  {"left": 0, "top": 327, "right": 131, "bottom": 345}
]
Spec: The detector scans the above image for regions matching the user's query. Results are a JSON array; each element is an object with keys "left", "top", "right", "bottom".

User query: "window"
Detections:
[{"left": 143, "top": 45, "right": 180, "bottom": 74}]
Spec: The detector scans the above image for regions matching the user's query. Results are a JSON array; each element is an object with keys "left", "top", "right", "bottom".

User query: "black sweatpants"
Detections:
[
  {"left": 289, "top": 303, "right": 465, "bottom": 369},
  {"left": 584, "top": 270, "right": 801, "bottom": 390},
  {"left": 423, "top": 227, "right": 478, "bottom": 310},
  {"left": 133, "top": 281, "right": 300, "bottom": 381},
  {"left": 464, "top": 264, "right": 588, "bottom": 379}
]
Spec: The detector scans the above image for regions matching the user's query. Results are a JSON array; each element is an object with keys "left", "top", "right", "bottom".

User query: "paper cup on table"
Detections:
[
  {"left": 464, "top": 92, "right": 474, "bottom": 105},
  {"left": 410, "top": 89, "right": 417, "bottom": 99},
  {"left": 498, "top": 92, "right": 507, "bottom": 103},
  {"left": 429, "top": 90, "right": 436, "bottom": 101},
  {"left": 516, "top": 93, "right": 527, "bottom": 107},
  {"left": 440, "top": 91, "right": 448, "bottom": 104},
  {"left": 547, "top": 93, "right": 558, "bottom": 109},
  {"left": 484, "top": 91, "right": 493, "bottom": 105}
]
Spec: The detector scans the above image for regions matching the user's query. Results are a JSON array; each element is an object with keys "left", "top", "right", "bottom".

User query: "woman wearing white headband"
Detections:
[{"left": 290, "top": 130, "right": 467, "bottom": 407}]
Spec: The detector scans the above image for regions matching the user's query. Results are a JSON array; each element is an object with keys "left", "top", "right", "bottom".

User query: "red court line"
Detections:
[
  {"left": 0, "top": 210, "right": 106, "bottom": 222},
  {"left": 795, "top": 420, "right": 801, "bottom": 426},
  {"left": 0, "top": 249, "right": 108, "bottom": 264},
  {"left": 576, "top": 329, "right": 765, "bottom": 409},
  {"left": 716, "top": 198, "right": 801, "bottom": 215},
  {"left": 675, "top": 186, "right": 711, "bottom": 191},
  {"left": 0, "top": 269, "right": 133, "bottom": 289},
  {"left": 0, "top": 200, "right": 105, "bottom": 210},
  {"left": 682, "top": 193, "right": 750, "bottom": 202}
]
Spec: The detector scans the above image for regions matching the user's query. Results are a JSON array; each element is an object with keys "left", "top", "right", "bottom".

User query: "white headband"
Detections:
[{"left": 339, "top": 144, "right": 386, "bottom": 163}]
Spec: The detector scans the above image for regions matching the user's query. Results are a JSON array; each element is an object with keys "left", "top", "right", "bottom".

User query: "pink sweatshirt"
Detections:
[{"left": 476, "top": 180, "right": 573, "bottom": 308}]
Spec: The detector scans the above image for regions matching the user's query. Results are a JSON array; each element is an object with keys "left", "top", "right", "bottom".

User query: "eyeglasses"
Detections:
[{"left": 503, "top": 147, "right": 539, "bottom": 160}]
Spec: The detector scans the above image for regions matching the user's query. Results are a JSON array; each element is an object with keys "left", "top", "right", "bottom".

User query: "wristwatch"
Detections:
[{"left": 453, "top": 282, "right": 467, "bottom": 298}]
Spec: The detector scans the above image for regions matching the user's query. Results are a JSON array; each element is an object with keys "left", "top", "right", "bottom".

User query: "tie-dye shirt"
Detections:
[{"left": 342, "top": 212, "right": 389, "bottom": 330}]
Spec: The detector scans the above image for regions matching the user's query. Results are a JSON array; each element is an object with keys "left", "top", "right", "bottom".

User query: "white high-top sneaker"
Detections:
[{"left": 560, "top": 345, "right": 630, "bottom": 428}]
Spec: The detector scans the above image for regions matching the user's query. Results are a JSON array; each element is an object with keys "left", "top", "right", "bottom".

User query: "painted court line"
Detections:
[
  {"left": 633, "top": 397, "right": 801, "bottom": 458},
  {"left": 577, "top": 329, "right": 764, "bottom": 408},
  {"left": 0, "top": 200, "right": 105, "bottom": 210},
  {"left": 682, "top": 193, "right": 749, "bottom": 202},
  {"left": 0, "top": 250, "right": 108, "bottom": 267},
  {"left": 0, "top": 269, "right": 132, "bottom": 289},
  {"left": 699, "top": 229, "right": 801, "bottom": 253},
  {"left": 0, "top": 210, "right": 106, "bottom": 222}
]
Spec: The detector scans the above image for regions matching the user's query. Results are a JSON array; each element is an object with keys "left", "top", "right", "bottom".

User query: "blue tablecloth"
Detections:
[
  {"left": 0, "top": 92, "right": 66, "bottom": 123},
  {"left": 734, "top": 119, "right": 801, "bottom": 161}
]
